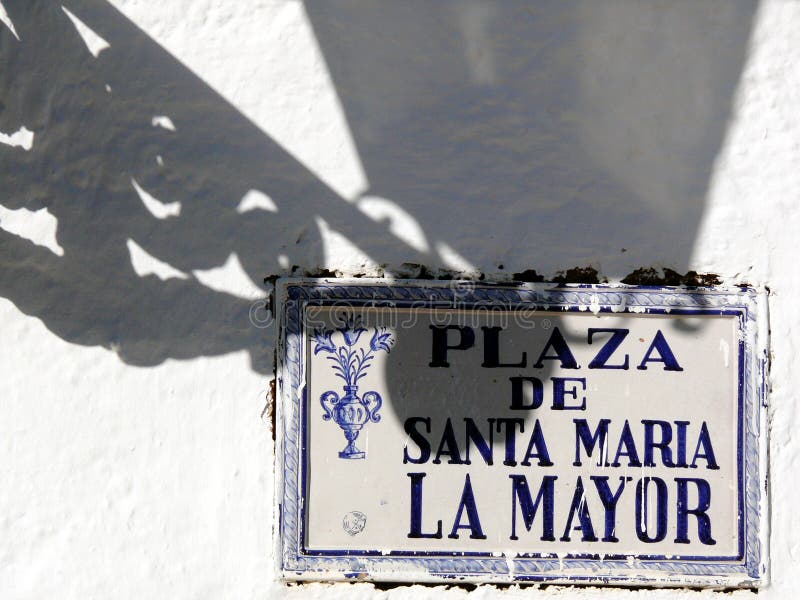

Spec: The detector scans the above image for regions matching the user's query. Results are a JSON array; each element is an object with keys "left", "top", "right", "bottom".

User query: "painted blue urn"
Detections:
[{"left": 314, "top": 315, "right": 394, "bottom": 459}]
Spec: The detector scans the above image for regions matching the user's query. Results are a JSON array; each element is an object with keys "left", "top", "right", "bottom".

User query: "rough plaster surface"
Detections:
[{"left": 0, "top": 0, "right": 798, "bottom": 598}]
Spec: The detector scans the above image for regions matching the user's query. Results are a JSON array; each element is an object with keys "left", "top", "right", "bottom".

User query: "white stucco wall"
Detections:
[{"left": 0, "top": 0, "right": 798, "bottom": 598}]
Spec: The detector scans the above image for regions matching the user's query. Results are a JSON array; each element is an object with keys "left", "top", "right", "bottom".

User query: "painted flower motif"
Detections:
[
  {"left": 313, "top": 329, "right": 336, "bottom": 354},
  {"left": 314, "top": 318, "right": 395, "bottom": 386},
  {"left": 318, "top": 319, "right": 392, "bottom": 461},
  {"left": 369, "top": 327, "right": 394, "bottom": 353},
  {"left": 338, "top": 315, "right": 367, "bottom": 346}
]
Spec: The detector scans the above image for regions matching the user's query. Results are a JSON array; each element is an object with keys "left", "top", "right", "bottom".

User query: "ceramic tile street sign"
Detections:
[{"left": 275, "top": 279, "right": 768, "bottom": 587}]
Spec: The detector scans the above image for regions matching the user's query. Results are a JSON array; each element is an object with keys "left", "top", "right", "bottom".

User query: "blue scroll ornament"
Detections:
[{"left": 314, "top": 316, "right": 394, "bottom": 459}]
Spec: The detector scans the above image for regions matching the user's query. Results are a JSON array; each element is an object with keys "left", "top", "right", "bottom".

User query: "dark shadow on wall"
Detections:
[
  {"left": 304, "top": 0, "right": 758, "bottom": 274},
  {"left": 0, "top": 1, "right": 757, "bottom": 374}
]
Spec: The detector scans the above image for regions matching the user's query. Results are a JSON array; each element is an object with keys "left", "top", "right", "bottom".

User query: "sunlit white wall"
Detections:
[{"left": 1, "top": 1, "right": 799, "bottom": 598}]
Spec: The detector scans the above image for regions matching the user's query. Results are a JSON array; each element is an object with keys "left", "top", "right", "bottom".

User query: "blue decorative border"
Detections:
[{"left": 275, "top": 279, "right": 768, "bottom": 587}]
